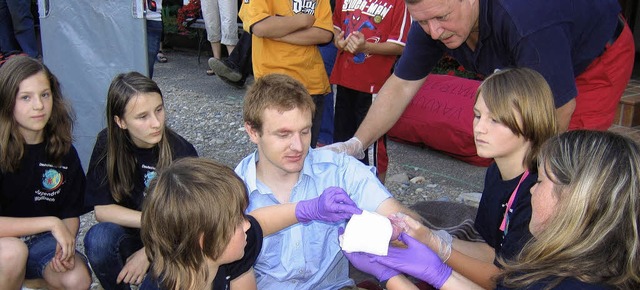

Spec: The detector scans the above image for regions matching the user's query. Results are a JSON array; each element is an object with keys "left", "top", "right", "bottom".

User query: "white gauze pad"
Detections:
[{"left": 340, "top": 210, "right": 392, "bottom": 256}]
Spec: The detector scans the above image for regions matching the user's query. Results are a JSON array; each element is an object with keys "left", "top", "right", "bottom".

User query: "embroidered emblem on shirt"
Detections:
[
  {"left": 42, "top": 169, "right": 63, "bottom": 191},
  {"left": 144, "top": 170, "right": 157, "bottom": 188}
]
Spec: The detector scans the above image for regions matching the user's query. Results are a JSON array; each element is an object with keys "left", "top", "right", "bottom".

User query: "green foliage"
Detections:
[
  {"left": 162, "top": 5, "right": 180, "bottom": 34},
  {"left": 431, "top": 55, "right": 485, "bottom": 80}
]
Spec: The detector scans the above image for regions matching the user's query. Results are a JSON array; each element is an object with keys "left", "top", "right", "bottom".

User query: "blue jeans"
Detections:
[
  {"left": 139, "top": 275, "right": 161, "bottom": 290},
  {"left": 146, "top": 19, "right": 162, "bottom": 79},
  {"left": 23, "top": 232, "right": 88, "bottom": 279},
  {"left": 24, "top": 232, "right": 57, "bottom": 279},
  {"left": 318, "top": 42, "right": 338, "bottom": 145},
  {"left": 84, "top": 222, "right": 144, "bottom": 290},
  {"left": 0, "top": 0, "right": 38, "bottom": 57}
]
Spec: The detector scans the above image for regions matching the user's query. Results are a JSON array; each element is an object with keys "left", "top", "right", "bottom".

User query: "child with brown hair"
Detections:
[{"left": 140, "top": 157, "right": 362, "bottom": 290}]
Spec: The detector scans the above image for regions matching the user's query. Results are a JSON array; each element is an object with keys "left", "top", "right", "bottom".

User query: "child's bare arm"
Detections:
[
  {"left": 250, "top": 187, "right": 362, "bottom": 236},
  {"left": 344, "top": 31, "right": 404, "bottom": 56},
  {"left": 94, "top": 204, "right": 141, "bottom": 228},
  {"left": 249, "top": 203, "right": 298, "bottom": 236},
  {"left": 230, "top": 267, "right": 258, "bottom": 290}
]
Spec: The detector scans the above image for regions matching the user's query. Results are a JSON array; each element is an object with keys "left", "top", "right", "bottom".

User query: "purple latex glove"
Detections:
[
  {"left": 339, "top": 227, "right": 400, "bottom": 282},
  {"left": 373, "top": 233, "right": 452, "bottom": 289},
  {"left": 343, "top": 251, "right": 401, "bottom": 282},
  {"left": 295, "top": 187, "right": 363, "bottom": 223}
]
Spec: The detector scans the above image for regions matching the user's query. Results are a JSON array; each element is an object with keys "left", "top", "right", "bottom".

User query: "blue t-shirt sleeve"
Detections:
[
  {"left": 394, "top": 21, "right": 445, "bottom": 81},
  {"left": 474, "top": 164, "right": 500, "bottom": 246},
  {"left": 84, "top": 129, "right": 115, "bottom": 208},
  {"left": 58, "top": 146, "right": 88, "bottom": 218},
  {"left": 168, "top": 130, "right": 198, "bottom": 158},
  {"left": 224, "top": 215, "right": 263, "bottom": 280}
]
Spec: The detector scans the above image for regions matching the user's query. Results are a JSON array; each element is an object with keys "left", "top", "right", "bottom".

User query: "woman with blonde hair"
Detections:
[
  {"left": 497, "top": 130, "right": 640, "bottom": 289},
  {"left": 347, "top": 130, "right": 640, "bottom": 289}
]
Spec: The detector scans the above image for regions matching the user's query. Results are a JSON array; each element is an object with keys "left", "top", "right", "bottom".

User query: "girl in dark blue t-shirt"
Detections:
[
  {"left": 83, "top": 72, "right": 198, "bottom": 290},
  {"left": 0, "top": 56, "right": 91, "bottom": 289},
  {"left": 349, "top": 68, "right": 558, "bottom": 289}
]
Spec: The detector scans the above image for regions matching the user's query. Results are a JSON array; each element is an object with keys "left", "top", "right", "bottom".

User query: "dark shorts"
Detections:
[{"left": 23, "top": 232, "right": 87, "bottom": 279}]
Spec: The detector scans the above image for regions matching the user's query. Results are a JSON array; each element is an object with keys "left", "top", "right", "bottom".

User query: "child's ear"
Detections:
[
  {"left": 198, "top": 233, "right": 205, "bottom": 250},
  {"left": 114, "top": 116, "right": 127, "bottom": 130}
]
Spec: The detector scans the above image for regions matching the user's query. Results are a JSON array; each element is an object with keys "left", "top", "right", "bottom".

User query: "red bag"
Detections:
[
  {"left": 0, "top": 51, "right": 28, "bottom": 68},
  {"left": 387, "top": 74, "right": 492, "bottom": 167}
]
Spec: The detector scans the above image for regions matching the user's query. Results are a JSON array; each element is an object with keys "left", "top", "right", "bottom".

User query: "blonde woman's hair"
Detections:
[
  {"left": 243, "top": 73, "right": 315, "bottom": 134},
  {"left": 476, "top": 67, "right": 557, "bottom": 170},
  {"left": 499, "top": 130, "right": 640, "bottom": 289},
  {"left": 141, "top": 157, "right": 249, "bottom": 290}
]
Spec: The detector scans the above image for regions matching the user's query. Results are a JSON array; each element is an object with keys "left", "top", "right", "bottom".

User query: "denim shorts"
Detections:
[{"left": 23, "top": 232, "right": 87, "bottom": 279}]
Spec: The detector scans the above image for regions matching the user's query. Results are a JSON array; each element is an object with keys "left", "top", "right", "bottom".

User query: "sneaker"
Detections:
[
  {"left": 208, "top": 57, "right": 242, "bottom": 82},
  {"left": 217, "top": 73, "right": 246, "bottom": 89}
]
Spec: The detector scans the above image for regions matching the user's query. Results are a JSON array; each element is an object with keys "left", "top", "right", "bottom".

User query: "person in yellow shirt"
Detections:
[{"left": 239, "top": 0, "right": 333, "bottom": 148}]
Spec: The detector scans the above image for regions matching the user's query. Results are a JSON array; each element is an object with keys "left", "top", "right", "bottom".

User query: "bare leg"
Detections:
[
  {"left": 0, "top": 238, "right": 27, "bottom": 290},
  {"left": 211, "top": 41, "right": 222, "bottom": 59},
  {"left": 42, "top": 255, "right": 91, "bottom": 290},
  {"left": 226, "top": 45, "right": 236, "bottom": 55}
]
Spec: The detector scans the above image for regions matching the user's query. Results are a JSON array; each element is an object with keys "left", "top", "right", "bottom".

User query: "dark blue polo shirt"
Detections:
[{"left": 395, "top": 0, "right": 621, "bottom": 108}]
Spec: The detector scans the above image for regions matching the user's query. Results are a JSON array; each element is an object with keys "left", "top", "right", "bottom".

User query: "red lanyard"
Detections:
[{"left": 500, "top": 170, "right": 529, "bottom": 232}]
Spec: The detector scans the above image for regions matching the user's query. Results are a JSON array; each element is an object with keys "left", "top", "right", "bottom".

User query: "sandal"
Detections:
[
  {"left": 206, "top": 69, "right": 215, "bottom": 76},
  {"left": 156, "top": 52, "right": 168, "bottom": 63}
]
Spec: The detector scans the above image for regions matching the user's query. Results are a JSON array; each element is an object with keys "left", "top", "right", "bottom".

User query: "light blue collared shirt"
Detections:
[{"left": 235, "top": 148, "right": 392, "bottom": 290}]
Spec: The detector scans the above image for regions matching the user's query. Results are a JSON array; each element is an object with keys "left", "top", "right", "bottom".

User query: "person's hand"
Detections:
[
  {"left": 296, "top": 187, "right": 363, "bottom": 223},
  {"left": 117, "top": 248, "right": 150, "bottom": 285},
  {"left": 374, "top": 233, "right": 452, "bottom": 289},
  {"left": 344, "top": 251, "right": 400, "bottom": 282},
  {"left": 339, "top": 227, "right": 400, "bottom": 282},
  {"left": 320, "top": 137, "right": 365, "bottom": 159},
  {"left": 345, "top": 31, "right": 367, "bottom": 54},
  {"left": 49, "top": 244, "right": 76, "bottom": 272},
  {"left": 404, "top": 215, "right": 453, "bottom": 261},
  {"left": 335, "top": 31, "right": 348, "bottom": 50},
  {"left": 393, "top": 213, "right": 452, "bottom": 261},
  {"left": 49, "top": 218, "right": 76, "bottom": 263}
]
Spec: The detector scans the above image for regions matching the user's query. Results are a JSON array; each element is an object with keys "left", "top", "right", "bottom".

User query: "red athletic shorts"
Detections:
[{"left": 570, "top": 19, "right": 635, "bottom": 130}]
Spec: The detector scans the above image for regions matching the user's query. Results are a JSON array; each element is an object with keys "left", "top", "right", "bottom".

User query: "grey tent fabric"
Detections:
[{"left": 39, "top": 0, "right": 148, "bottom": 170}]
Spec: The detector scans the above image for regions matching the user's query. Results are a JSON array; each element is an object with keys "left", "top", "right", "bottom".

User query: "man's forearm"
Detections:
[{"left": 354, "top": 74, "right": 425, "bottom": 147}]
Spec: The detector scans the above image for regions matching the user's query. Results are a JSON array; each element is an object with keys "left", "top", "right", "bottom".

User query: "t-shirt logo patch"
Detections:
[
  {"left": 144, "top": 171, "right": 157, "bottom": 188},
  {"left": 292, "top": 0, "right": 317, "bottom": 15},
  {"left": 42, "top": 169, "right": 63, "bottom": 191}
]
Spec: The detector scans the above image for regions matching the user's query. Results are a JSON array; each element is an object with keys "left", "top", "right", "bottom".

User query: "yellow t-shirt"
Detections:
[{"left": 240, "top": 0, "right": 332, "bottom": 95}]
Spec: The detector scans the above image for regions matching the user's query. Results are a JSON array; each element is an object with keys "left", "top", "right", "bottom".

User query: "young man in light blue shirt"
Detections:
[{"left": 235, "top": 73, "right": 416, "bottom": 289}]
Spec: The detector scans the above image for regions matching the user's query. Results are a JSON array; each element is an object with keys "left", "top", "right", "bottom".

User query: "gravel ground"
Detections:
[{"left": 71, "top": 49, "right": 487, "bottom": 290}]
